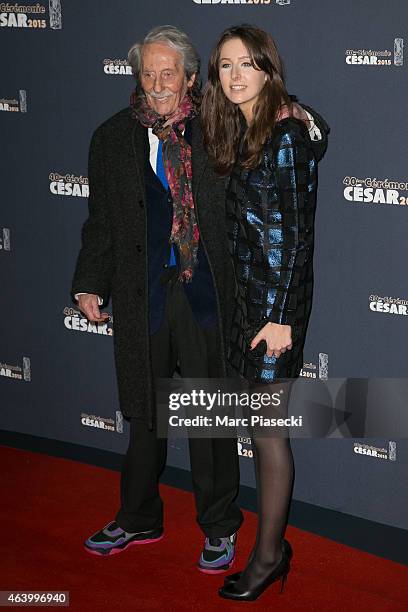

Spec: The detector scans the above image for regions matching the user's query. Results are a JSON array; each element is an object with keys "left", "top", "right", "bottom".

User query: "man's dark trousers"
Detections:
[{"left": 115, "top": 275, "right": 243, "bottom": 538}]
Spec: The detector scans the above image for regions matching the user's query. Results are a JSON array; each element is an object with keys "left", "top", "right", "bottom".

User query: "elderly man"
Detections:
[{"left": 71, "top": 25, "right": 329, "bottom": 572}]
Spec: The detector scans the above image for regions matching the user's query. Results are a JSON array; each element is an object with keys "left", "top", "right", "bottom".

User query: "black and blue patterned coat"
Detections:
[{"left": 226, "top": 117, "right": 320, "bottom": 383}]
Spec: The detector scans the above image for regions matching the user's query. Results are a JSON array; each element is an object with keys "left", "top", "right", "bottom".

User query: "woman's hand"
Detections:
[{"left": 250, "top": 322, "right": 292, "bottom": 358}]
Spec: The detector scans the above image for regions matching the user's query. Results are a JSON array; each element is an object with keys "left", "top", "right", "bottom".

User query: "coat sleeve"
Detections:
[
  {"left": 266, "top": 124, "right": 317, "bottom": 328},
  {"left": 71, "top": 127, "right": 113, "bottom": 307}
]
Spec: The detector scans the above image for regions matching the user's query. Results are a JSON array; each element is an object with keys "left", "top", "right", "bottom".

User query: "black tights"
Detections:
[{"left": 237, "top": 383, "right": 294, "bottom": 590}]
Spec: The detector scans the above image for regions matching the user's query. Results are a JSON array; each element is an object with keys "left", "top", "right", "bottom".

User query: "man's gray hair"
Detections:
[{"left": 128, "top": 25, "right": 200, "bottom": 80}]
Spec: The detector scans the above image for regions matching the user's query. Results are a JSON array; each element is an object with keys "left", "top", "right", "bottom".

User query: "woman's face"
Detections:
[{"left": 218, "top": 37, "right": 267, "bottom": 121}]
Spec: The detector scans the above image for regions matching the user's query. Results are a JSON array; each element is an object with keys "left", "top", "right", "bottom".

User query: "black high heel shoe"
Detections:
[
  {"left": 218, "top": 543, "right": 291, "bottom": 601},
  {"left": 223, "top": 538, "right": 293, "bottom": 587}
]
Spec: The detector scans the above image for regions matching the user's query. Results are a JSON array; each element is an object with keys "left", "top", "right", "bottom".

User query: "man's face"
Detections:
[{"left": 140, "top": 42, "right": 196, "bottom": 116}]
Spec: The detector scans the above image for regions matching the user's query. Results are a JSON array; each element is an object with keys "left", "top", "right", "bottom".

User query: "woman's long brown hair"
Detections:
[{"left": 201, "top": 24, "right": 292, "bottom": 175}]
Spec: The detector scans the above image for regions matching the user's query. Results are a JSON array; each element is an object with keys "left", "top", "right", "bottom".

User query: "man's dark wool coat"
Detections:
[{"left": 71, "top": 108, "right": 235, "bottom": 426}]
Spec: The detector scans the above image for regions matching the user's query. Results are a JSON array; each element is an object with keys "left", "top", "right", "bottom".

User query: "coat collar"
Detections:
[
  {"left": 131, "top": 117, "right": 148, "bottom": 197},
  {"left": 190, "top": 117, "right": 207, "bottom": 201}
]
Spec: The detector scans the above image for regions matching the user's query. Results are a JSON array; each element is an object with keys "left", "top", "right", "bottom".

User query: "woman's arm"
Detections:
[{"left": 251, "top": 121, "right": 317, "bottom": 357}]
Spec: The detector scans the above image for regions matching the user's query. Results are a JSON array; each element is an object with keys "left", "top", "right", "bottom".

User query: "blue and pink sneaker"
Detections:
[
  {"left": 84, "top": 521, "right": 163, "bottom": 556},
  {"left": 198, "top": 533, "right": 237, "bottom": 574}
]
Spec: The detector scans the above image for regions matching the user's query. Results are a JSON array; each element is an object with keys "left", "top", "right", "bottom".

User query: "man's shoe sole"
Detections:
[
  {"left": 197, "top": 556, "right": 235, "bottom": 574},
  {"left": 84, "top": 533, "right": 164, "bottom": 556}
]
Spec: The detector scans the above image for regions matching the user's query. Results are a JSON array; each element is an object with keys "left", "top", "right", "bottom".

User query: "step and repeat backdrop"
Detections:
[{"left": 1, "top": 0, "right": 407, "bottom": 531}]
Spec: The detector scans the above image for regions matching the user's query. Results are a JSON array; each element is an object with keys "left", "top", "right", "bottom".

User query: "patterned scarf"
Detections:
[{"left": 130, "top": 90, "right": 199, "bottom": 282}]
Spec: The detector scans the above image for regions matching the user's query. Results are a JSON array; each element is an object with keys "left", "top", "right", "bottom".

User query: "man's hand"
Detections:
[
  {"left": 277, "top": 102, "right": 312, "bottom": 129},
  {"left": 250, "top": 322, "right": 292, "bottom": 358},
  {"left": 78, "top": 293, "right": 109, "bottom": 323}
]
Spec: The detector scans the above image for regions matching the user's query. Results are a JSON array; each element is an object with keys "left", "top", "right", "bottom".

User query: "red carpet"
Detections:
[{"left": 1, "top": 446, "right": 407, "bottom": 611}]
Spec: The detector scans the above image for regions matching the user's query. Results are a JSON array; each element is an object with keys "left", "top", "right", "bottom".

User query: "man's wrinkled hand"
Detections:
[
  {"left": 78, "top": 293, "right": 109, "bottom": 323},
  {"left": 277, "top": 102, "right": 312, "bottom": 129}
]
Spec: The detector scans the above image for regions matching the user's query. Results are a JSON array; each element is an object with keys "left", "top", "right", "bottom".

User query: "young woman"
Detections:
[{"left": 202, "top": 25, "right": 319, "bottom": 601}]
